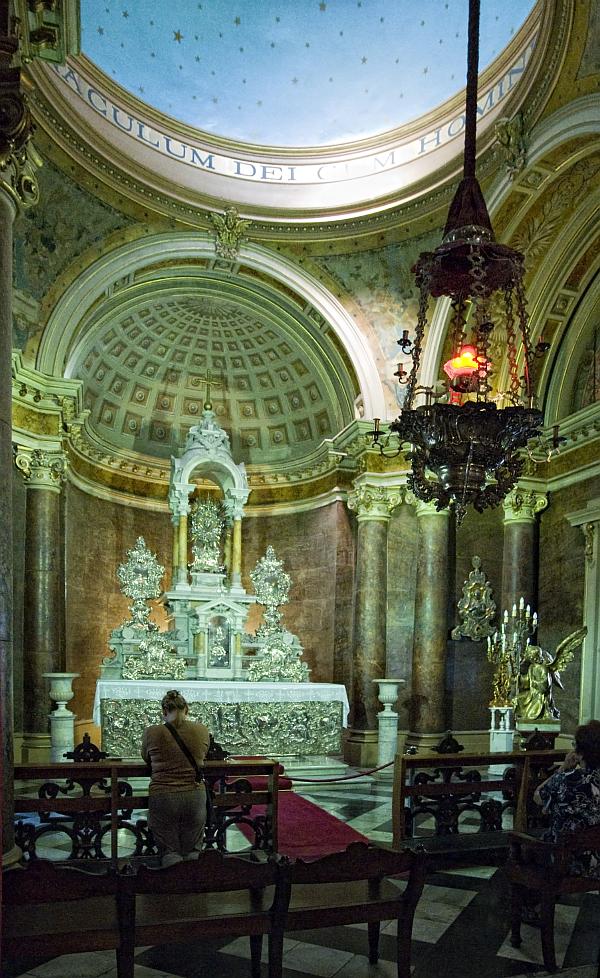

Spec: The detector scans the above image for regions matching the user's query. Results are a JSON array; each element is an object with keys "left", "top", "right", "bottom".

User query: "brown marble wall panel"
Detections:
[
  {"left": 386, "top": 503, "right": 417, "bottom": 729},
  {"left": 65, "top": 491, "right": 349, "bottom": 720},
  {"left": 538, "top": 477, "right": 600, "bottom": 733},
  {"left": 242, "top": 503, "right": 345, "bottom": 686},
  {"left": 65, "top": 484, "right": 172, "bottom": 721},
  {"left": 449, "top": 506, "right": 504, "bottom": 731}
]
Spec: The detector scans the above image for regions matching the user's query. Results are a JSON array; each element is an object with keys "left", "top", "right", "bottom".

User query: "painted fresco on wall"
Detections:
[
  {"left": 13, "top": 159, "right": 130, "bottom": 304},
  {"left": 319, "top": 231, "right": 440, "bottom": 407}
]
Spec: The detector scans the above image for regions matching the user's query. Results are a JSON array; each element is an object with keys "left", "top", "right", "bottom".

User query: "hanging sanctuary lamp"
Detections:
[{"left": 370, "top": 0, "right": 551, "bottom": 522}]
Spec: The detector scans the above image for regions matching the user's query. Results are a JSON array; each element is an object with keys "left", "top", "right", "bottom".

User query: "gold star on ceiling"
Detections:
[{"left": 173, "top": 30, "right": 183, "bottom": 42}]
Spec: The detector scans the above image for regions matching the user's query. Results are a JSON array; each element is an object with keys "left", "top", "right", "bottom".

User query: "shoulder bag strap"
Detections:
[{"left": 164, "top": 722, "right": 204, "bottom": 782}]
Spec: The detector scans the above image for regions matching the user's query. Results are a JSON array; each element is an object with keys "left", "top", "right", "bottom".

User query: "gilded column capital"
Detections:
[
  {"left": 502, "top": 488, "right": 548, "bottom": 524},
  {"left": 14, "top": 447, "right": 66, "bottom": 491},
  {"left": 348, "top": 484, "right": 402, "bottom": 522}
]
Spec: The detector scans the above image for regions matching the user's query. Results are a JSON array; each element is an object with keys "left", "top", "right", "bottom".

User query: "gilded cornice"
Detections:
[{"left": 19, "top": 1, "right": 569, "bottom": 244}]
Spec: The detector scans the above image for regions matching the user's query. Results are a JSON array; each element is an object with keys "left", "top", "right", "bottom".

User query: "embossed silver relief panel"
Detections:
[{"left": 101, "top": 699, "right": 342, "bottom": 756}]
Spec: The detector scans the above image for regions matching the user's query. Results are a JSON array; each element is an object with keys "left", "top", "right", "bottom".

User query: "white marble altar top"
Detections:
[{"left": 93, "top": 679, "right": 349, "bottom": 726}]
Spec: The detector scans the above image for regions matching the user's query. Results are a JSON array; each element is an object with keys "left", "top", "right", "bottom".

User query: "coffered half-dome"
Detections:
[{"left": 64, "top": 268, "right": 361, "bottom": 466}]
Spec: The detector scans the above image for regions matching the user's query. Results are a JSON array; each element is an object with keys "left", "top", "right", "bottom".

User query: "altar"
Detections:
[
  {"left": 94, "top": 680, "right": 349, "bottom": 758},
  {"left": 94, "top": 406, "right": 348, "bottom": 762}
]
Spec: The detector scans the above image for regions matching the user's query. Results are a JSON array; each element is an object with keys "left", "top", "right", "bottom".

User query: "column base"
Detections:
[
  {"left": 405, "top": 729, "right": 490, "bottom": 754},
  {"left": 21, "top": 733, "right": 52, "bottom": 763},
  {"left": 2, "top": 845, "right": 22, "bottom": 870},
  {"left": 343, "top": 728, "right": 378, "bottom": 768}
]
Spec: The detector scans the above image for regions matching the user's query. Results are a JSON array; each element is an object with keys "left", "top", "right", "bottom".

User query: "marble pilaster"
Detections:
[
  {"left": 409, "top": 498, "right": 451, "bottom": 736},
  {"left": 14, "top": 448, "right": 66, "bottom": 761},
  {"left": 502, "top": 488, "right": 547, "bottom": 613},
  {"left": 346, "top": 482, "right": 401, "bottom": 761}
]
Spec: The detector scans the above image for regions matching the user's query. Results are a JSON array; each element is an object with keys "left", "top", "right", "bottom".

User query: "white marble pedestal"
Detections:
[
  {"left": 489, "top": 706, "right": 515, "bottom": 774},
  {"left": 43, "top": 672, "right": 79, "bottom": 762},
  {"left": 373, "top": 679, "right": 405, "bottom": 779}
]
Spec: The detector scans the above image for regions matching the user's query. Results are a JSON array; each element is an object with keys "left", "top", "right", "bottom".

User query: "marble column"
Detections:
[
  {"left": 14, "top": 448, "right": 66, "bottom": 762},
  {"left": 232, "top": 517, "right": 243, "bottom": 585},
  {"left": 0, "top": 188, "right": 17, "bottom": 865},
  {"left": 177, "top": 513, "right": 189, "bottom": 584},
  {"left": 171, "top": 515, "right": 179, "bottom": 585},
  {"left": 224, "top": 490, "right": 247, "bottom": 590},
  {"left": 0, "top": 20, "right": 41, "bottom": 866},
  {"left": 502, "top": 488, "right": 547, "bottom": 613},
  {"left": 410, "top": 499, "right": 451, "bottom": 738},
  {"left": 346, "top": 481, "right": 400, "bottom": 765}
]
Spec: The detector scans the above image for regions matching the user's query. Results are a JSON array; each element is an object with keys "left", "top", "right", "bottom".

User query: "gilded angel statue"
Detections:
[{"left": 515, "top": 626, "right": 587, "bottom": 722}]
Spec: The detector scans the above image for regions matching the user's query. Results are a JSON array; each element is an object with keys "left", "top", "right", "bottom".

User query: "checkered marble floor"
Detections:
[{"left": 8, "top": 781, "right": 600, "bottom": 978}]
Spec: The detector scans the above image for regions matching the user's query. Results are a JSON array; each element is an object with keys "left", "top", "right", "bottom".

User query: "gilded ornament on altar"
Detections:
[
  {"left": 249, "top": 546, "right": 309, "bottom": 682},
  {"left": 123, "top": 634, "right": 187, "bottom": 681},
  {"left": 190, "top": 497, "right": 225, "bottom": 573},
  {"left": 515, "top": 627, "right": 587, "bottom": 722},
  {"left": 117, "top": 536, "right": 164, "bottom": 630},
  {"left": 251, "top": 545, "right": 291, "bottom": 639},
  {"left": 451, "top": 556, "right": 496, "bottom": 641}
]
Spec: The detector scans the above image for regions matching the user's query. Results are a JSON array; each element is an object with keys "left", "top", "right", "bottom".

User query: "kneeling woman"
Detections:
[{"left": 141, "top": 689, "right": 211, "bottom": 866}]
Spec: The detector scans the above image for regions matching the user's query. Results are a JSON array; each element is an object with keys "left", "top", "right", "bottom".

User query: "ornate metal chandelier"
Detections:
[{"left": 370, "top": 0, "right": 550, "bottom": 521}]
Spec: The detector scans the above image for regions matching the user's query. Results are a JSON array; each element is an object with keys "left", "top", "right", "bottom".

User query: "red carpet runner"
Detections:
[{"left": 239, "top": 791, "right": 367, "bottom": 859}]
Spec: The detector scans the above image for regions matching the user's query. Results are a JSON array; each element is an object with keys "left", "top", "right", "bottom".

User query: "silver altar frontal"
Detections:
[{"left": 94, "top": 680, "right": 349, "bottom": 758}]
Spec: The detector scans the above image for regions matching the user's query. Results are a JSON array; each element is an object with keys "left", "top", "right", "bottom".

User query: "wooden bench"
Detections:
[
  {"left": 131, "top": 850, "right": 289, "bottom": 978},
  {"left": 507, "top": 825, "right": 600, "bottom": 973},
  {"left": 2, "top": 860, "right": 133, "bottom": 978},
  {"left": 270, "top": 841, "right": 426, "bottom": 978},
  {"left": 392, "top": 749, "right": 567, "bottom": 868},
  {"left": 2, "top": 843, "right": 426, "bottom": 978}
]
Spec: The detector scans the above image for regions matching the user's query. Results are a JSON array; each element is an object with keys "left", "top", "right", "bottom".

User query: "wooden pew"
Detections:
[
  {"left": 131, "top": 851, "right": 290, "bottom": 978},
  {"left": 507, "top": 825, "right": 600, "bottom": 973},
  {"left": 270, "top": 842, "right": 426, "bottom": 978},
  {"left": 1, "top": 860, "right": 134, "bottom": 978},
  {"left": 392, "top": 749, "right": 566, "bottom": 868}
]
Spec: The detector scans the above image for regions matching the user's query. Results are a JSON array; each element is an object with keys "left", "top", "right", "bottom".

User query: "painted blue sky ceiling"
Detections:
[{"left": 81, "top": 0, "right": 535, "bottom": 148}]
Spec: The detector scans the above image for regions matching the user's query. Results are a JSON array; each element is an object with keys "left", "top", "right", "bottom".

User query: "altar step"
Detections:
[{"left": 281, "top": 754, "right": 374, "bottom": 787}]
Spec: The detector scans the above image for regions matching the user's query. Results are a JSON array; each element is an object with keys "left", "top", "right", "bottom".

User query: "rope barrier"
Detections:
[{"left": 289, "top": 759, "right": 395, "bottom": 784}]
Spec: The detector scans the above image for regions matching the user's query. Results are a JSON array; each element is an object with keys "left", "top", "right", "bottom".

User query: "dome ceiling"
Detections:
[
  {"left": 81, "top": 0, "right": 535, "bottom": 148},
  {"left": 70, "top": 285, "right": 358, "bottom": 466}
]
